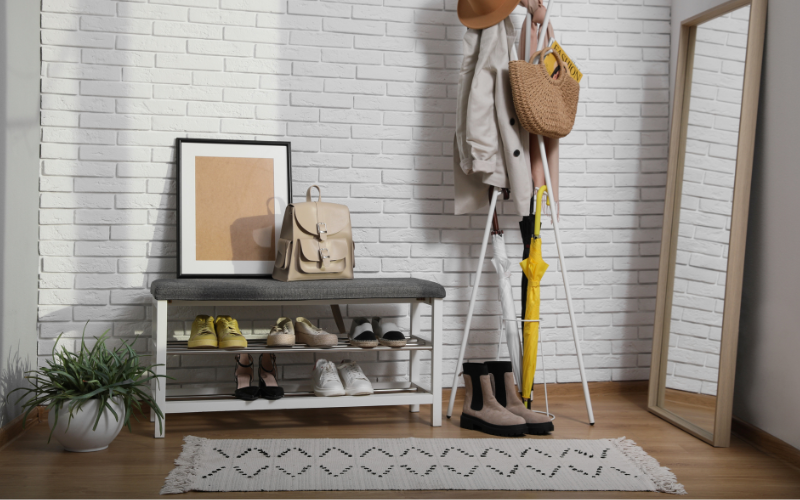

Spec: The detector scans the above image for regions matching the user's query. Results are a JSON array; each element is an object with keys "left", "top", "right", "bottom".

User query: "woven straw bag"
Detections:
[{"left": 509, "top": 48, "right": 580, "bottom": 138}]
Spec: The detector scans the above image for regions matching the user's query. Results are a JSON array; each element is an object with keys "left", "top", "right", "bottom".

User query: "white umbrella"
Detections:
[{"left": 491, "top": 233, "right": 523, "bottom": 388}]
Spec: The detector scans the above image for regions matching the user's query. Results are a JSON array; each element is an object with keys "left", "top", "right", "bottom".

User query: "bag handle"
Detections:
[
  {"left": 529, "top": 48, "right": 567, "bottom": 79},
  {"left": 306, "top": 185, "right": 322, "bottom": 203}
]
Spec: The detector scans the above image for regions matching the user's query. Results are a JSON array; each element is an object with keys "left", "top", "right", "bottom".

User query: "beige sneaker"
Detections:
[
  {"left": 295, "top": 317, "right": 338, "bottom": 347},
  {"left": 214, "top": 315, "right": 248, "bottom": 350},
  {"left": 267, "top": 317, "right": 296, "bottom": 346}
]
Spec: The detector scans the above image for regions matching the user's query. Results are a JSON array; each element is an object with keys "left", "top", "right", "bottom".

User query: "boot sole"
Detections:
[
  {"left": 526, "top": 421, "right": 554, "bottom": 435},
  {"left": 459, "top": 413, "right": 527, "bottom": 437}
]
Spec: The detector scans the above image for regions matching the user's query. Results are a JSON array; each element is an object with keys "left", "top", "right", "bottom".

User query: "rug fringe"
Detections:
[
  {"left": 611, "top": 437, "right": 687, "bottom": 495},
  {"left": 160, "top": 435, "right": 205, "bottom": 495}
]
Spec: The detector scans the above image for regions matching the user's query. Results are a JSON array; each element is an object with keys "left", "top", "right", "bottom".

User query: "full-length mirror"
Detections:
[{"left": 648, "top": 0, "right": 767, "bottom": 447}]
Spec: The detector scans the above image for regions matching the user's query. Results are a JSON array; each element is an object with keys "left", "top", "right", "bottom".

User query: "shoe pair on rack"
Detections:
[
  {"left": 233, "top": 353, "right": 284, "bottom": 401},
  {"left": 460, "top": 361, "right": 554, "bottom": 437},
  {"left": 349, "top": 317, "right": 407, "bottom": 348},
  {"left": 188, "top": 315, "right": 247, "bottom": 349},
  {"left": 312, "top": 359, "right": 373, "bottom": 397},
  {"left": 267, "top": 317, "right": 339, "bottom": 347}
]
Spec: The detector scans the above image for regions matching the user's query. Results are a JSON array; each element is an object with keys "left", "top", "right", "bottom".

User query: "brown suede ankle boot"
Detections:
[
  {"left": 460, "top": 362, "right": 527, "bottom": 437},
  {"left": 485, "top": 361, "right": 554, "bottom": 435}
]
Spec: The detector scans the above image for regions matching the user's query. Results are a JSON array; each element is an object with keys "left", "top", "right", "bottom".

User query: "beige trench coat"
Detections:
[{"left": 453, "top": 17, "right": 533, "bottom": 217}]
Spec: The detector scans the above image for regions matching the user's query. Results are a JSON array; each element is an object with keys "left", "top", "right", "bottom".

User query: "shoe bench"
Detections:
[{"left": 148, "top": 278, "right": 445, "bottom": 438}]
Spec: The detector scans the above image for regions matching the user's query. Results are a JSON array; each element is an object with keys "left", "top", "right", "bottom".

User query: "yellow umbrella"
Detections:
[{"left": 519, "top": 186, "right": 549, "bottom": 402}]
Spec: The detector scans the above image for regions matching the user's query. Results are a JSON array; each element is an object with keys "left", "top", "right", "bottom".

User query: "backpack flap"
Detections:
[
  {"left": 292, "top": 202, "right": 351, "bottom": 239},
  {"left": 298, "top": 238, "right": 349, "bottom": 274}
]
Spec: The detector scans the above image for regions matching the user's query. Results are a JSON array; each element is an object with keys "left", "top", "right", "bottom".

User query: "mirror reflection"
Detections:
[{"left": 664, "top": 5, "right": 751, "bottom": 433}]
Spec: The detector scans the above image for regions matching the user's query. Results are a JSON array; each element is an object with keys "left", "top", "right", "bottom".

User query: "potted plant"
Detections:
[{"left": 9, "top": 328, "right": 167, "bottom": 452}]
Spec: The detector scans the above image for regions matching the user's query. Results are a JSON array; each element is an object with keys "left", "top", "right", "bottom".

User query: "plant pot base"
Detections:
[{"left": 64, "top": 445, "right": 109, "bottom": 453}]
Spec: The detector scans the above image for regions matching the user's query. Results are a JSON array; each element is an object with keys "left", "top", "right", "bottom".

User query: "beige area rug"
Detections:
[{"left": 161, "top": 436, "right": 686, "bottom": 494}]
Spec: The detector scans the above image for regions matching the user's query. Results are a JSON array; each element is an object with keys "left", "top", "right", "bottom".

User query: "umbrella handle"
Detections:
[
  {"left": 488, "top": 187, "right": 510, "bottom": 235},
  {"left": 534, "top": 185, "right": 548, "bottom": 238}
]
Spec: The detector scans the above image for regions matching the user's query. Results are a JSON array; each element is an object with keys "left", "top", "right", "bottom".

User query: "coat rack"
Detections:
[{"left": 446, "top": 0, "right": 595, "bottom": 425}]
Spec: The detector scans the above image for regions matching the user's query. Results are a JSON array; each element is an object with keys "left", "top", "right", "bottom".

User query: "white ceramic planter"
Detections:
[{"left": 48, "top": 397, "right": 125, "bottom": 452}]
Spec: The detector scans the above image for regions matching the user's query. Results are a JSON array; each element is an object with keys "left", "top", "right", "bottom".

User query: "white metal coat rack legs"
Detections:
[
  {"left": 537, "top": 134, "right": 595, "bottom": 425},
  {"left": 445, "top": 184, "right": 594, "bottom": 424},
  {"left": 447, "top": 187, "right": 502, "bottom": 418}
]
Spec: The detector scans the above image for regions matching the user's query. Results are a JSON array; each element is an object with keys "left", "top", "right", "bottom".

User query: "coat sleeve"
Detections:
[
  {"left": 465, "top": 23, "right": 501, "bottom": 176},
  {"left": 455, "top": 28, "right": 480, "bottom": 174}
]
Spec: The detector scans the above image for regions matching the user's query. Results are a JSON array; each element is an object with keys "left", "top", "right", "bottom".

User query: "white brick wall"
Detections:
[
  {"left": 39, "top": 0, "right": 670, "bottom": 392},
  {"left": 667, "top": 6, "right": 749, "bottom": 396}
]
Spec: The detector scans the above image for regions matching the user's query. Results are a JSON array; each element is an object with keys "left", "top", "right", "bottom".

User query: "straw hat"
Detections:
[{"left": 457, "top": 0, "right": 519, "bottom": 29}]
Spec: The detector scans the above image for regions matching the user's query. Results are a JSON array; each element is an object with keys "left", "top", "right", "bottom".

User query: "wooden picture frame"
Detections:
[
  {"left": 647, "top": 0, "right": 767, "bottom": 447},
  {"left": 176, "top": 138, "right": 292, "bottom": 279}
]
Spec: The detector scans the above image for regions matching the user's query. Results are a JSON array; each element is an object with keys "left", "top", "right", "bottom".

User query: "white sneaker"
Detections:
[
  {"left": 372, "top": 317, "right": 407, "bottom": 347},
  {"left": 295, "top": 317, "right": 338, "bottom": 347},
  {"left": 348, "top": 317, "right": 378, "bottom": 348},
  {"left": 312, "top": 359, "right": 345, "bottom": 397},
  {"left": 337, "top": 360, "right": 374, "bottom": 396}
]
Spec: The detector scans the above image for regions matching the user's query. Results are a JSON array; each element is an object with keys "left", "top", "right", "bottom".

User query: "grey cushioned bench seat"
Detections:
[{"left": 150, "top": 278, "right": 446, "bottom": 302}]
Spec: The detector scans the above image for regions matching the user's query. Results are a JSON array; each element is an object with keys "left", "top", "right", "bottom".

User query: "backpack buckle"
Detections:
[{"left": 317, "top": 222, "right": 328, "bottom": 241}]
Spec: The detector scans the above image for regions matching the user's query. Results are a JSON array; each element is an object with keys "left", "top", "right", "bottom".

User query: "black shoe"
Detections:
[
  {"left": 258, "top": 353, "right": 284, "bottom": 400},
  {"left": 233, "top": 354, "right": 260, "bottom": 401}
]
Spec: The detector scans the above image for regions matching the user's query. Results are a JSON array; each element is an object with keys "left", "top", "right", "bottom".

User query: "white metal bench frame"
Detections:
[{"left": 149, "top": 297, "right": 443, "bottom": 438}]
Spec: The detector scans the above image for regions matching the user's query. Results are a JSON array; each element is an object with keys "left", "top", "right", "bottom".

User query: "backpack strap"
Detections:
[
  {"left": 306, "top": 185, "right": 331, "bottom": 267},
  {"left": 306, "top": 185, "right": 322, "bottom": 202}
]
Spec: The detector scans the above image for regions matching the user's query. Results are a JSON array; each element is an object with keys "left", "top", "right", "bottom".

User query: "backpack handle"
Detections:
[{"left": 306, "top": 185, "right": 322, "bottom": 203}]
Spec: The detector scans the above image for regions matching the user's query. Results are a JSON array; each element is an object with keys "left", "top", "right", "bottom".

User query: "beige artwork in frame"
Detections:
[
  {"left": 194, "top": 156, "right": 276, "bottom": 262},
  {"left": 647, "top": 0, "right": 767, "bottom": 447}
]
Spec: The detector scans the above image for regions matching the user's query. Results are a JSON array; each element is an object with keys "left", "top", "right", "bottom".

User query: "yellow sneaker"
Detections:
[
  {"left": 188, "top": 315, "right": 218, "bottom": 349},
  {"left": 215, "top": 315, "right": 248, "bottom": 349}
]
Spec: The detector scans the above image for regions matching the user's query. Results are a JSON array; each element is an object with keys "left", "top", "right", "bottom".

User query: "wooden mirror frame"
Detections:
[{"left": 647, "top": 0, "right": 767, "bottom": 447}]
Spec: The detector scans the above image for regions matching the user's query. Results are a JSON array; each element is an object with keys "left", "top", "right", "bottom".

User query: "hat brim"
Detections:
[{"left": 458, "top": 0, "right": 520, "bottom": 30}]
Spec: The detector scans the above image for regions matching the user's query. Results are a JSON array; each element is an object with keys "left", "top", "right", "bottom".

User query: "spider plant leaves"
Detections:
[{"left": 6, "top": 325, "right": 170, "bottom": 443}]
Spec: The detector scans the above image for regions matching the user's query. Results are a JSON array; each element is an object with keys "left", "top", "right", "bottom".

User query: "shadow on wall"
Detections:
[{"left": 0, "top": 344, "right": 32, "bottom": 428}]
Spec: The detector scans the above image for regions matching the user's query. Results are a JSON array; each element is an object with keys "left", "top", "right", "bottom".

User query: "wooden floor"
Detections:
[{"left": 1, "top": 382, "right": 798, "bottom": 499}]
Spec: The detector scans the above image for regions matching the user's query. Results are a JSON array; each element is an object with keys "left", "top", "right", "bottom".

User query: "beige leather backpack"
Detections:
[{"left": 272, "top": 185, "right": 354, "bottom": 281}]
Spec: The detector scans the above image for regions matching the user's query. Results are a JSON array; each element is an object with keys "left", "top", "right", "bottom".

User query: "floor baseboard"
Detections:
[
  {"left": 511, "top": 379, "right": 649, "bottom": 399},
  {"left": 732, "top": 417, "right": 800, "bottom": 471},
  {"left": 0, "top": 407, "right": 41, "bottom": 451}
]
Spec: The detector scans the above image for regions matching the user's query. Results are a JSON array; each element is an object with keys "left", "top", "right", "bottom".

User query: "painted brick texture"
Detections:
[
  {"left": 39, "top": 0, "right": 671, "bottom": 392},
  {"left": 668, "top": 6, "right": 749, "bottom": 396}
]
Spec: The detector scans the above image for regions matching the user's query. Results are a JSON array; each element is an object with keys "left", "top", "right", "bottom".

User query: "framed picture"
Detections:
[{"left": 176, "top": 138, "right": 292, "bottom": 278}]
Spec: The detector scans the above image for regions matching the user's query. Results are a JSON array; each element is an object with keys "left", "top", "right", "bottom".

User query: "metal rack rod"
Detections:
[{"left": 166, "top": 335, "right": 432, "bottom": 355}]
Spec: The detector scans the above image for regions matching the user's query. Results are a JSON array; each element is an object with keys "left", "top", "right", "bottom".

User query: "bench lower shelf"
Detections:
[{"left": 157, "top": 391, "right": 434, "bottom": 415}]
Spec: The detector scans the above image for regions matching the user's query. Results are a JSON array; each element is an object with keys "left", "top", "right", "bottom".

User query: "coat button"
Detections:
[
  {"left": 513, "top": 150, "right": 520, "bottom": 157},
  {"left": 510, "top": 118, "right": 516, "bottom": 126}
]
